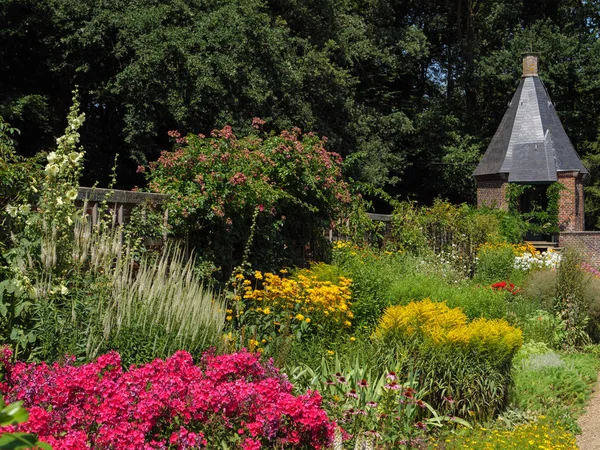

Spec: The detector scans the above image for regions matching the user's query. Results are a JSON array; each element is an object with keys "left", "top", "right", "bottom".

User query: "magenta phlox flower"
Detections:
[{"left": 0, "top": 347, "right": 334, "bottom": 449}]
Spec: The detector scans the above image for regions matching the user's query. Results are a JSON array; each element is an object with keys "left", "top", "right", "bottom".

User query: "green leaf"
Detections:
[
  {"left": 0, "top": 432, "right": 50, "bottom": 449},
  {"left": 14, "top": 301, "right": 31, "bottom": 318}
]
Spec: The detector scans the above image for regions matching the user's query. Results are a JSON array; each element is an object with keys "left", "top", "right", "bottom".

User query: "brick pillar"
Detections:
[
  {"left": 576, "top": 174, "right": 585, "bottom": 230},
  {"left": 475, "top": 175, "right": 509, "bottom": 210},
  {"left": 557, "top": 171, "right": 585, "bottom": 231}
]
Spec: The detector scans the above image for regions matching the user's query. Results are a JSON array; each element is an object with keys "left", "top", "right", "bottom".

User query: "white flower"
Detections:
[
  {"left": 56, "top": 197, "right": 63, "bottom": 206},
  {"left": 66, "top": 189, "right": 78, "bottom": 201},
  {"left": 47, "top": 151, "right": 57, "bottom": 163},
  {"left": 60, "top": 285, "right": 69, "bottom": 295},
  {"left": 69, "top": 152, "right": 83, "bottom": 164},
  {"left": 18, "top": 204, "right": 31, "bottom": 214},
  {"left": 45, "top": 163, "right": 60, "bottom": 177},
  {"left": 5, "top": 204, "right": 18, "bottom": 218}
]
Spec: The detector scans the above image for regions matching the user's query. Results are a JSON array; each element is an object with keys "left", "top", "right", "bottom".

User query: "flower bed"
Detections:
[{"left": 0, "top": 348, "right": 334, "bottom": 449}]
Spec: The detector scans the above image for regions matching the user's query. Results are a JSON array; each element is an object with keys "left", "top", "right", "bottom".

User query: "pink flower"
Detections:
[
  {"left": 0, "top": 349, "right": 334, "bottom": 449},
  {"left": 242, "top": 438, "right": 261, "bottom": 450},
  {"left": 252, "top": 117, "right": 266, "bottom": 129}
]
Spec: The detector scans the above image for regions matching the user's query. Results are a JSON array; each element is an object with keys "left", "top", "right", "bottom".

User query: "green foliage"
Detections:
[
  {"left": 497, "top": 210, "right": 529, "bottom": 244},
  {"left": 517, "top": 310, "right": 566, "bottom": 349},
  {"left": 556, "top": 247, "right": 592, "bottom": 348},
  {"left": 389, "top": 200, "right": 519, "bottom": 277},
  {"left": 522, "top": 269, "right": 558, "bottom": 311},
  {"left": 474, "top": 243, "right": 516, "bottom": 284},
  {"left": 144, "top": 124, "right": 355, "bottom": 277},
  {"left": 510, "top": 344, "right": 600, "bottom": 432},
  {"left": 331, "top": 243, "right": 419, "bottom": 326},
  {"left": 374, "top": 300, "right": 523, "bottom": 422},
  {"left": 380, "top": 339, "right": 515, "bottom": 423},
  {"left": 506, "top": 183, "right": 563, "bottom": 236},
  {"left": 0, "top": 395, "right": 51, "bottom": 449},
  {"left": 0, "top": 118, "right": 43, "bottom": 258},
  {"left": 1, "top": 95, "right": 225, "bottom": 366},
  {"left": 387, "top": 273, "right": 520, "bottom": 320},
  {"left": 7, "top": 0, "right": 600, "bottom": 211},
  {"left": 287, "top": 354, "right": 469, "bottom": 448}
]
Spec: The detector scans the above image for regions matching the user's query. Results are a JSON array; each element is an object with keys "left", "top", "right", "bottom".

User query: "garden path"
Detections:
[{"left": 577, "top": 375, "right": 600, "bottom": 449}]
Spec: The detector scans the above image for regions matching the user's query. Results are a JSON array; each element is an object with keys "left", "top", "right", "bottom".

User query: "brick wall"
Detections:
[
  {"left": 475, "top": 176, "right": 508, "bottom": 210},
  {"left": 557, "top": 172, "right": 585, "bottom": 231},
  {"left": 559, "top": 232, "right": 600, "bottom": 266}
]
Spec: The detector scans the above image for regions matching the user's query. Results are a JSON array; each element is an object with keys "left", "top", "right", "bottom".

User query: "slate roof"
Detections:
[{"left": 474, "top": 75, "right": 588, "bottom": 182}]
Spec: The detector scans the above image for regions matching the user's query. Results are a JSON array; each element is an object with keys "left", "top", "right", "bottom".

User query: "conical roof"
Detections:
[{"left": 474, "top": 56, "right": 588, "bottom": 182}]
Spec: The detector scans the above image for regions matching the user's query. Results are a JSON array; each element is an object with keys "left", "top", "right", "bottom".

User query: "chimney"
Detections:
[{"left": 522, "top": 53, "right": 539, "bottom": 77}]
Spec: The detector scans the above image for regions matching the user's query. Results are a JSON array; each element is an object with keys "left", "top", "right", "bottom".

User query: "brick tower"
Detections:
[{"left": 473, "top": 54, "right": 588, "bottom": 231}]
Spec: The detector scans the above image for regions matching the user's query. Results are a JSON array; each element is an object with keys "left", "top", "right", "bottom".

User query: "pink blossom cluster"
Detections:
[
  {"left": 0, "top": 349, "right": 334, "bottom": 449},
  {"left": 582, "top": 262, "right": 600, "bottom": 278},
  {"left": 142, "top": 122, "right": 353, "bottom": 234}
]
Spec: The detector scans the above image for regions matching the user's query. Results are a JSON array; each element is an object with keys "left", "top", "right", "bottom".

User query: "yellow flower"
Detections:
[
  {"left": 295, "top": 313, "right": 305, "bottom": 321},
  {"left": 350, "top": 337, "right": 356, "bottom": 342},
  {"left": 327, "top": 350, "right": 335, "bottom": 355},
  {"left": 226, "top": 316, "right": 232, "bottom": 321},
  {"left": 254, "top": 271, "right": 263, "bottom": 280},
  {"left": 305, "top": 317, "right": 311, "bottom": 323},
  {"left": 235, "top": 273, "right": 244, "bottom": 280},
  {"left": 263, "top": 307, "right": 271, "bottom": 315}
]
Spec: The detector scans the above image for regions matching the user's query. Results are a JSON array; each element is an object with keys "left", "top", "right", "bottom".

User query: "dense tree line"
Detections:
[{"left": 3, "top": 0, "right": 600, "bottom": 224}]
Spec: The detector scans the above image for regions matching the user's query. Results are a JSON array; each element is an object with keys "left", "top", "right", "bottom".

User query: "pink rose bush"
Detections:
[{"left": 0, "top": 348, "right": 334, "bottom": 449}]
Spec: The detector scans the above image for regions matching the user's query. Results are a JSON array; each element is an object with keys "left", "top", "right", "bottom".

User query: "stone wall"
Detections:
[{"left": 558, "top": 232, "right": 600, "bottom": 266}]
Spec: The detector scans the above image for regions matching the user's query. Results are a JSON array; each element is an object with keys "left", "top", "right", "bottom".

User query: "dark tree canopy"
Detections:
[{"left": 3, "top": 0, "right": 600, "bottom": 224}]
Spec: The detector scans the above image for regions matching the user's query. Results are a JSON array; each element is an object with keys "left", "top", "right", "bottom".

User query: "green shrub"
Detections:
[
  {"left": 88, "top": 243, "right": 225, "bottom": 365},
  {"left": 374, "top": 300, "right": 523, "bottom": 421},
  {"left": 522, "top": 269, "right": 557, "bottom": 310},
  {"left": 388, "top": 200, "right": 523, "bottom": 276},
  {"left": 517, "top": 310, "right": 565, "bottom": 348},
  {"left": 287, "top": 353, "right": 470, "bottom": 449},
  {"left": 331, "top": 243, "right": 419, "bottom": 326},
  {"left": 510, "top": 344, "right": 600, "bottom": 432},
  {"left": 387, "top": 273, "right": 511, "bottom": 319},
  {"left": 556, "top": 247, "right": 592, "bottom": 348},
  {"left": 474, "top": 242, "right": 516, "bottom": 283},
  {"left": 143, "top": 124, "right": 355, "bottom": 277}
]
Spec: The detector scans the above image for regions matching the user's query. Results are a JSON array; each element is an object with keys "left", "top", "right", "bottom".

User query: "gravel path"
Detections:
[{"left": 578, "top": 376, "right": 600, "bottom": 450}]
